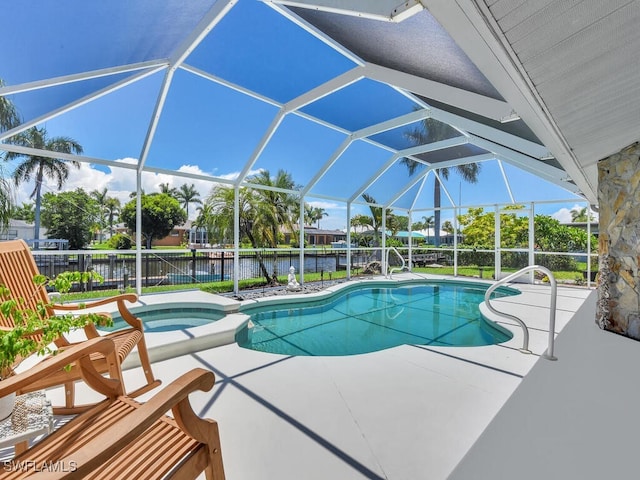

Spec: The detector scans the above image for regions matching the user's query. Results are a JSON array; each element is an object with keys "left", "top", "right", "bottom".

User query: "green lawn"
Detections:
[
  {"left": 57, "top": 264, "right": 593, "bottom": 303},
  {"left": 89, "top": 243, "right": 189, "bottom": 251},
  {"left": 413, "top": 265, "right": 593, "bottom": 282}
]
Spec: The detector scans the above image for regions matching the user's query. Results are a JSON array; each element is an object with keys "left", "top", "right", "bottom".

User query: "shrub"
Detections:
[{"left": 108, "top": 233, "right": 133, "bottom": 250}]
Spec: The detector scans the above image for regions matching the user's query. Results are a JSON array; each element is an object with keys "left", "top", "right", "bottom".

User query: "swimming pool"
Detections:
[
  {"left": 102, "top": 306, "right": 224, "bottom": 333},
  {"left": 236, "top": 281, "right": 517, "bottom": 356}
]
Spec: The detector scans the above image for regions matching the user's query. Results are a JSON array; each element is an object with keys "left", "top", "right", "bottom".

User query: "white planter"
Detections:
[{"left": 0, "top": 392, "right": 16, "bottom": 421}]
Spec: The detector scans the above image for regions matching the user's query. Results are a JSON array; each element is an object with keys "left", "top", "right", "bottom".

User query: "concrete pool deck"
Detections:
[{"left": 45, "top": 274, "right": 595, "bottom": 479}]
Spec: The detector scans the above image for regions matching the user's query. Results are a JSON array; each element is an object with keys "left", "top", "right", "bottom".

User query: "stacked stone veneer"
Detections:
[{"left": 596, "top": 142, "right": 640, "bottom": 338}]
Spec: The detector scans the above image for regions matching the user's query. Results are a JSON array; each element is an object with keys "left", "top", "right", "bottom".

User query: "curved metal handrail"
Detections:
[
  {"left": 385, "top": 247, "right": 406, "bottom": 278},
  {"left": 484, "top": 265, "right": 558, "bottom": 361}
]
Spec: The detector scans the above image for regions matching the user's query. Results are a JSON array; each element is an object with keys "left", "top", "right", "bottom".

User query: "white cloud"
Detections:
[
  {"left": 551, "top": 204, "right": 599, "bottom": 223},
  {"left": 551, "top": 207, "right": 573, "bottom": 223},
  {"left": 218, "top": 168, "right": 263, "bottom": 182},
  {"left": 6, "top": 160, "right": 372, "bottom": 230},
  {"left": 8, "top": 159, "right": 216, "bottom": 219},
  {"left": 307, "top": 200, "right": 345, "bottom": 210},
  {"left": 12, "top": 162, "right": 116, "bottom": 205}
]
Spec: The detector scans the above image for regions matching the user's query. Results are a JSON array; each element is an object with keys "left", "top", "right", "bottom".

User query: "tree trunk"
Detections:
[{"left": 246, "top": 230, "right": 273, "bottom": 285}]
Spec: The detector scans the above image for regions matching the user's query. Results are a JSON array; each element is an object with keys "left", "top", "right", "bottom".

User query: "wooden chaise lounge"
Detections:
[
  {"left": 0, "top": 239, "right": 160, "bottom": 413},
  {"left": 0, "top": 337, "right": 225, "bottom": 479}
]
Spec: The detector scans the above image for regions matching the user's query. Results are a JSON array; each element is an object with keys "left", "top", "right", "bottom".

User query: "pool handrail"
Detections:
[
  {"left": 484, "top": 265, "right": 558, "bottom": 361},
  {"left": 386, "top": 247, "right": 406, "bottom": 278}
]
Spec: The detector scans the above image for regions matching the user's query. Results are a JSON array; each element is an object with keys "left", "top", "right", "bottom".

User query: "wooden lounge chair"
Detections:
[
  {"left": 0, "top": 239, "right": 160, "bottom": 413},
  {"left": 0, "top": 337, "right": 225, "bottom": 479}
]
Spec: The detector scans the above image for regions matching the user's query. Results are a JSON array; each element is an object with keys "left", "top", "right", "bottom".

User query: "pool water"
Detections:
[
  {"left": 101, "top": 307, "right": 224, "bottom": 333},
  {"left": 236, "top": 283, "right": 516, "bottom": 356}
]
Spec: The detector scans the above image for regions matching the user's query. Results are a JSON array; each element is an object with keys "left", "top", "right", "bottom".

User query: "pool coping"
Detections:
[{"left": 113, "top": 274, "right": 537, "bottom": 369}]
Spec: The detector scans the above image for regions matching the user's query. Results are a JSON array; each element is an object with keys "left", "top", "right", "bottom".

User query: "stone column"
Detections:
[{"left": 596, "top": 143, "right": 640, "bottom": 338}]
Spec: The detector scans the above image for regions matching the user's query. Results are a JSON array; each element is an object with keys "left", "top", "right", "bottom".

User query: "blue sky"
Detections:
[{"left": 2, "top": 0, "right": 588, "bottom": 230}]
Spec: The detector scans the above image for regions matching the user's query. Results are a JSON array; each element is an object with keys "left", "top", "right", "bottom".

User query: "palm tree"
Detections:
[
  {"left": 249, "top": 170, "right": 299, "bottom": 282},
  {"left": 291, "top": 202, "right": 314, "bottom": 228},
  {"left": 206, "top": 183, "right": 272, "bottom": 281},
  {"left": 0, "top": 171, "right": 12, "bottom": 236},
  {"left": 204, "top": 185, "right": 242, "bottom": 245},
  {"left": 91, "top": 187, "right": 108, "bottom": 208},
  {"left": 91, "top": 187, "right": 109, "bottom": 242},
  {"left": 175, "top": 183, "right": 202, "bottom": 219},
  {"left": 4, "top": 126, "right": 83, "bottom": 243},
  {"left": 205, "top": 170, "right": 298, "bottom": 285},
  {"left": 0, "top": 78, "right": 20, "bottom": 133},
  {"left": 309, "top": 206, "right": 328, "bottom": 229},
  {"left": 12, "top": 202, "right": 35, "bottom": 223},
  {"left": 158, "top": 182, "right": 177, "bottom": 197},
  {"left": 194, "top": 203, "right": 217, "bottom": 246},
  {"left": 248, "top": 170, "right": 298, "bottom": 249},
  {"left": 104, "top": 197, "right": 121, "bottom": 237},
  {"left": 350, "top": 213, "right": 371, "bottom": 244},
  {"left": 441, "top": 220, "right": 454, "bottom": 234},
  {"left": 422, "top": 215, "right": 435, "bottom": 243},
  {"left": 387, "top": 214, "right": 402, "bottom": 237},
  {"left": 570, "top": 206, "right": 590, "bottom": 222},
  {"left": 361, "top": 193, "right": 393, "bottom": 247},
  {"left": 0, "top": 78, "right": 20, "bottom": 233},
  {"left": 401, "top": 117, "right": 481, "bottom": 246},
  {"left": 350, "top": 214, "right": 371, "bottom": 232},
  {"left": 129, "top": 189, "right": 146, "bottom": 198}
]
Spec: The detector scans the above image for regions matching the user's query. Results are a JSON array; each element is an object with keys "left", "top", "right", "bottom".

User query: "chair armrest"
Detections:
[
  {"left": 53, "top": 294, "right": 143, "bottom": 330},
  {"left": 0, "top": 337, "right": 124, "bottom": 399},
  {"left": 50, "top": 368, "right": 216, "bottom": 478},
  {"left": 52, "top": 293, "right": 138, "bottom": 311}
]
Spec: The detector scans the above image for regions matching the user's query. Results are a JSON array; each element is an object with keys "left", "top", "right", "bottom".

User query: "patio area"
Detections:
[
  {"left": 1, "top": 1, "right": 638, "bottom": 478},
  {"left": 44, "top": 274, "right": 594, "bottom": 479}
]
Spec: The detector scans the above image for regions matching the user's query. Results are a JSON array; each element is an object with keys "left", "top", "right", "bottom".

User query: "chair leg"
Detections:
[
  {"left": 138, "top": 337, "right": 158, "bottom": 384},
  {"left": 206, "top": 421, "right": 225, "bottom": 480},
  {"left": 126, "top": 337, "right": 162, "bottom": 398}
]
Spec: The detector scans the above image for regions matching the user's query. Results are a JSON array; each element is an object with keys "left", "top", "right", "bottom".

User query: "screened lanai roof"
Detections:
[{"left": 2, "top": 0, "right": 634, "bottom": 214}]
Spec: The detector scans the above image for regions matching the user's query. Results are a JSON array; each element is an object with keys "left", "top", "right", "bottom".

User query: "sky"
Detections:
[{"left": 1, "top": 0, "right": 590, "bottom": 231}]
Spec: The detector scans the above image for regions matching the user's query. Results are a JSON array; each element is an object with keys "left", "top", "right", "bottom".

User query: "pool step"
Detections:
[{"left": 121, "top": 312, "right": 250, "bottom": 369}]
